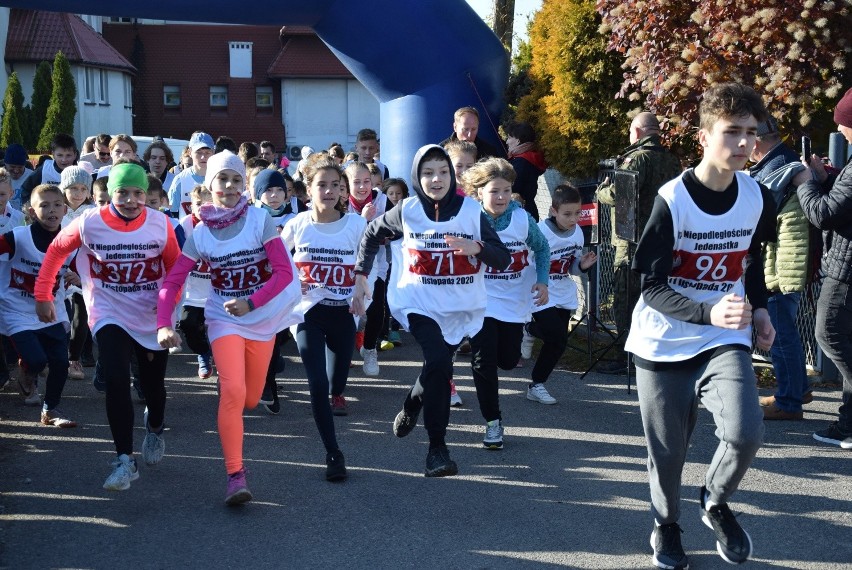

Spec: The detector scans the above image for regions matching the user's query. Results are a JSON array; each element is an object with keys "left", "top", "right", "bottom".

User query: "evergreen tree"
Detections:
[
  {"left": 28, "top": 60, "right": 52, "bottom": 150},
  {"left": 1, "top": 72, "right": 25, "bottom": 147},
  {"left": 37, "top": 51, "right": 77, "bottom": 152}
]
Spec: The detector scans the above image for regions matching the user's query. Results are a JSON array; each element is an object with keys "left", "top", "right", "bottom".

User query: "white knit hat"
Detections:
[{"left": 204, "top": 150, "right": 246, "bottom": 190}]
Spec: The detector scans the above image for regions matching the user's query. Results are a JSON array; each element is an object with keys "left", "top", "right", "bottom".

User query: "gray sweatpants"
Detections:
[{"left": 636, "top": 348, "right": 764, "bottom": 524}]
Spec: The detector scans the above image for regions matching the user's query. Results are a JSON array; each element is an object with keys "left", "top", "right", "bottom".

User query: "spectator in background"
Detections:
[
  {"left": 504, "top": 121, "right": 547, "bottom": 222},
  {"left": 3, "top": 143, "right": 33, "bottom": 211},
  {"left": 79, "top": 133, "right": 112, "bottom": 171},
  {"left": 749, "top": 116, "right": 813, "bottom": 421},
  {"left": 215, "top": 136, "right": 237, "bottom": 155},
  {"left": 354, "top": 129, "right": 390, "bottom": 178},
  {"left": 95, "top": 135, "right": 139, "bottom": 180},
  {"left": 441, "top": 106, "right": 501, "bottom": 160},
  {"left": 796, "top": 87, "right": 852, "bottom": 449},
  {"left": 170, "top": 132, "right": 215, "bottom": 217},
  {"left": 259, "top": 141, "right": 276, "bottom": 165}
]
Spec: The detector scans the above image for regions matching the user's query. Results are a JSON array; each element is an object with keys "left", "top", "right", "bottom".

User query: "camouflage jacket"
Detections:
[{"left": 597, "top": 134, "right": 681, "bottom": 264}]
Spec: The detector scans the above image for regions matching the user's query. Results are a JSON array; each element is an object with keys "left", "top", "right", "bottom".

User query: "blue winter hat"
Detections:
[
  {"left": 253, "top": 168, "right": 286, "bottom": 200},
  {"left": 4, "top": 144, "right": 28, "bottom": 166}
]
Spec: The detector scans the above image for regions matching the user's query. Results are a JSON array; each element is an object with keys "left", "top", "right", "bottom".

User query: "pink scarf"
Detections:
[
  {"left": 198, "top": 196, "right": 249, "bottom": 229},
  {"left": 507, "top": 140, "right": 534, "bottom": 160}
]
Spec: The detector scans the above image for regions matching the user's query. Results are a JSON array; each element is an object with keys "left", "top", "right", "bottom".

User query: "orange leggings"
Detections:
[{"left": 211, "top": 335, "right": 275, "bottom": 474}]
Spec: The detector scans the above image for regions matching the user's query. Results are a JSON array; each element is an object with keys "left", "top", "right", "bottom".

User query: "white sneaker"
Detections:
[
  {"left": 103, "top": 454, "right": 139, "bottom": 491},
  {"left": 527, "top": 383, "right": 556, "bottom": 404},
  {"left": 24, "top": 385, "right": 42, "bottom": 407},
  {"left": 360, "top": 347, "right": 380, "bottom": 377},
  {"left": 483, "top": 419, "right": 504, "bottom": 449},
  {"left": 520, "top": 329, "right": 534, "bottom": 360},
  {"left": 168, "top": 345, "right": 182, "bottom": 354},
  {"left": 141, "top": 408, "right": 165, "bottom": 465},
  {"left": 449, "top": 381, "right": 463, "bottom": 407}
]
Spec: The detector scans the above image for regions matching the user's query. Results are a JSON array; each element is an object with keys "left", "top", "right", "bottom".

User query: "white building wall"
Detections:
[
  {"left": 0, "top": 8, "right": 9, "bottom": 89},
  {"left": 281, "top": 78, "right": 379, "bottom": 162}
]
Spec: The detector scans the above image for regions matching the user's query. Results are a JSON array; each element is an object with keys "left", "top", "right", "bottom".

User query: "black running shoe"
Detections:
[
  {"left": 393, "top": 408, "right": 419, "bottom": 437},
  {"left": 424, "top": 445, "right": 458, "bottom": 477},
  {"left": 650, "top": 523, "right": 689, "bottom": 570},
  {"left": 813, "top": 421, "right": 852, "bottom": 449},
  {"left": 325, "top": 450, "right": 347, "bottom": 482},
  {"left": 259, "top": 385, "right": 274, "bottom": 406},
  {"left": 263, "top": 392, "right": 280, "bottom": 415},
  {"left": 700, "top": 486, "right": 752, "bottom": 564}
]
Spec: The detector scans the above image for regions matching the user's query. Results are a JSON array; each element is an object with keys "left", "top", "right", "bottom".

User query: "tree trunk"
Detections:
[{"left": 493, "top": 0, "right": 515, "bottom": 53}]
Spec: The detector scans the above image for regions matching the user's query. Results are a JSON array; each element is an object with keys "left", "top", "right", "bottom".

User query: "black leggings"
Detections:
[
  {"left": 96, "top": 325, "right": 168, "bottom": 456},
  {"left": 179, "top": 305, "right": 210, "bottom": 356},
  {"left": 68, "top": 293, "right": 92, "bottom": 361},
  {"left": 470, "top": 317, "right": 523, "bottom": 422},
  {"left": 529, "top": 307, "right": 572, "bottom": 384},
  {"left": 401, "top": 313, "right": 459, "bottom": 448},
  {"left": 295, "top": 304, "right": 355, "bottom": 453},
  {"left": 363, "top": 278, "right": 386, "bottom": 350}
]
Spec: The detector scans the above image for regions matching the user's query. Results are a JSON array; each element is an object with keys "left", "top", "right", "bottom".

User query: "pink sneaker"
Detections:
[
  {"left": 224, "top": 467, "right": 252, "bottom": 506},
  {"left": 331, "top": 394, "right": 348, "bottom": 416},
  {"left": 450, "top": 380, "right": 463, "bottom": 407}
]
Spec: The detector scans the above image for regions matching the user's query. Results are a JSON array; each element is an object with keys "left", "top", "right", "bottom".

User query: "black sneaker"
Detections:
[
  {"left": 424, "top": 445, "right": 458, "bottom": 477},
  {"left": 392, "top": 408, "right": 419, "bottom": 437},
  {"left": 813, "top": 421, "right": 852, "bottom": 449},
  {"left": 263, "top": 392, "right": 281, "bottom": 415},
  {"left": 650, "top": 523, "right": 688, "bottom": 570},
  {"left": 259, "top": 385, "right": 274, "bottom": 406},
  {"left": 700, "top": 486, "right": 752, "bottom": 564},
  {"left": 325, "top": 450, "right": 347, "bottom": 482}
]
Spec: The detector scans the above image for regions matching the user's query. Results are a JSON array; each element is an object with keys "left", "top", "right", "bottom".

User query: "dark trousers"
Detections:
[
  {"left": 363, "top": 278, "right": 386, "bottom": 350},
  {"left": 263, "top": 330, "right": 291, "bottom": 395},
  {"left": 67, "top": 293, "right": 92, "bottom": 361},
  {"left": 402, "top": 313, "right": 460, "bottom": 447},
  {"left": 295, "top": 304, "right": 355, "bottom": 453},
  {"left": 96, "top": 325, "right": 168, "bottom": 456},
  {"left": 529, "top": 307, "right": 573, "bottom": 383},
  {"left": 815, "top": 276, "right": 852, "bottom": 432},
  {"left": 470, "top": 317, "right": 522, "bottom": 422},
  {"left": 11, "top": 323, "right": 69, "bottom": 410},
  {"left": 179, "top": 305, "right": 210, "bottom": 356}
]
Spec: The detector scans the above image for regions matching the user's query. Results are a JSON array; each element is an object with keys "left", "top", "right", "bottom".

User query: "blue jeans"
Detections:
[
  {"left": 11, "top": 323, "right": 69, "bottom": 410},
  {"left": 767, "top": 292, "right": 810, "bottom": 411},
  {"left": 814, "top": 277, "right": 852, "bottom": 432}
]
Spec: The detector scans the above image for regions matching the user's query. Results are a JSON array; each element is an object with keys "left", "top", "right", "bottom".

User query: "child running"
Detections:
[
  {"left": 463, "top": 158, "right": 550, "bottom": 448},
  {"left": 525, "top": 185, "right": 597, "bottom": 405},
  {"left": 353, "top": 144, "right": 510, "bottom": 477},
  {"left": 0, "top": 184, "right": 76, "bottom": 422},
  {"left": 157, "top": 151, "right": 300, "bottom": 505},
  {"left": 59, "top": 166, "right": 96, "bottom": 381},
  {"left": 346, "top": 161, "right": 388, "bottom": 377},
  {"left": 282, "top": 155, "right": 368, "bottom": 481},
  {"left": 626, "top": 83, "right": 775, "bottom": 569},
  {"left": 36, "top": 163, "right": 180, "bottom": 491}
]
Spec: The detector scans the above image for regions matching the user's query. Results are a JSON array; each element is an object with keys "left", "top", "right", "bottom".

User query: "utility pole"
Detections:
[{"left": 493, "top": 0, "right": 515, "bottom": 53}]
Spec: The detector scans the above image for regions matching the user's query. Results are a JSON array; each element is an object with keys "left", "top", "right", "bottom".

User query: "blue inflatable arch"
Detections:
[{"left": 5, "top": 0, "right": 510, "bottom": 179}]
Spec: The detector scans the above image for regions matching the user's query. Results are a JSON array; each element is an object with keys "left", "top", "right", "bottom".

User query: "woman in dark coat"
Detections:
[{"left": 505, "top": 121, "right": 547, "bottom": 221}]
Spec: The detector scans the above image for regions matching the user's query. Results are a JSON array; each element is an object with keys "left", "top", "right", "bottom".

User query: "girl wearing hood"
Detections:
[
  {"left": 156, "top": 151, "right": 301, "bottom": 506},
  {"left": 352, "top": 145, "right": 511, "bottom": 477},
  {"left": 463, "top": 158, "right": 551, "bottom": 450}
]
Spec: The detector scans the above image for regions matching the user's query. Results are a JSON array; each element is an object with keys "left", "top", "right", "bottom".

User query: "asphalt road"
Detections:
[{"left": 0, "top": 334, "right": 850, "bottom": 569}]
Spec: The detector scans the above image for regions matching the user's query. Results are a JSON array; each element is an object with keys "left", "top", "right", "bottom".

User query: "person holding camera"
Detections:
[{"left": 596, "top": 112, "right": 682, "bottom": 373}]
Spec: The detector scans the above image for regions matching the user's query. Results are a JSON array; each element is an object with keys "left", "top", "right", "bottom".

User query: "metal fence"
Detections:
[{"left": 534, "top": 169, "right": 824, "bottom": 373}]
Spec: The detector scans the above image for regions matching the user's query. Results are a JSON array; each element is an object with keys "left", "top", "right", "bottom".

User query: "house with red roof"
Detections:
[
  {"left": 2, "top": 8, "right": 136, "bottom": 148},
  {"left": 100, "top": 21, "right": 380, "bottom": 162}
]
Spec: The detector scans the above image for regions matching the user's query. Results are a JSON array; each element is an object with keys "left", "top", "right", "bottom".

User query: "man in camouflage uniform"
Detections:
[{"left": 596, "top": 112, "right": 682, "bottom": 373}]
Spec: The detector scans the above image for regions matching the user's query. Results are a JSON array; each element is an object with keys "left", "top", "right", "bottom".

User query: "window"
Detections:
[
  {"left": 210, "top": 85, "right": 228, "bottom": 108},
  {"left": 97, "top": 69, "right": 109, "bottom": 104},
  {"left": 123, "top": 75, "right": 132, "bottom": 110},
  {"left": 229, "top": 41, "right": 252, "bottom": 78},
  {"left": 163, "top": 85, "right": 180, "bottom": 107},
  {"left": 84, "top": 68, "right": 95, "bottom": 103},
  {"left": 256, "top": 86, "right": 273, "bottom": 108}
]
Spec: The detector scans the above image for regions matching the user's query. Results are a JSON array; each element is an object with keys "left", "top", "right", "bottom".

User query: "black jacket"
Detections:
[{"left": 797, "top": 158, "right": 852, "bottom": 283}]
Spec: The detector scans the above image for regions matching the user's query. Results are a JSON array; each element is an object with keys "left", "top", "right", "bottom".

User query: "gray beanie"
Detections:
[{"left": 59, "top": 165, "right": 92, "bottom": 192}]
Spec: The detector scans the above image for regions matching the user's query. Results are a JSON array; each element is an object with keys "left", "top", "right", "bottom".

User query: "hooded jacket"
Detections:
[{"left": 355, "top": 145, "right": 510, "bottom": 275}]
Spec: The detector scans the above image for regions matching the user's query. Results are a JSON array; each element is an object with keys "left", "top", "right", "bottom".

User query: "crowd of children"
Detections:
[{"left": 4, "top": 81, "right": 852, "bottom": 569}]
